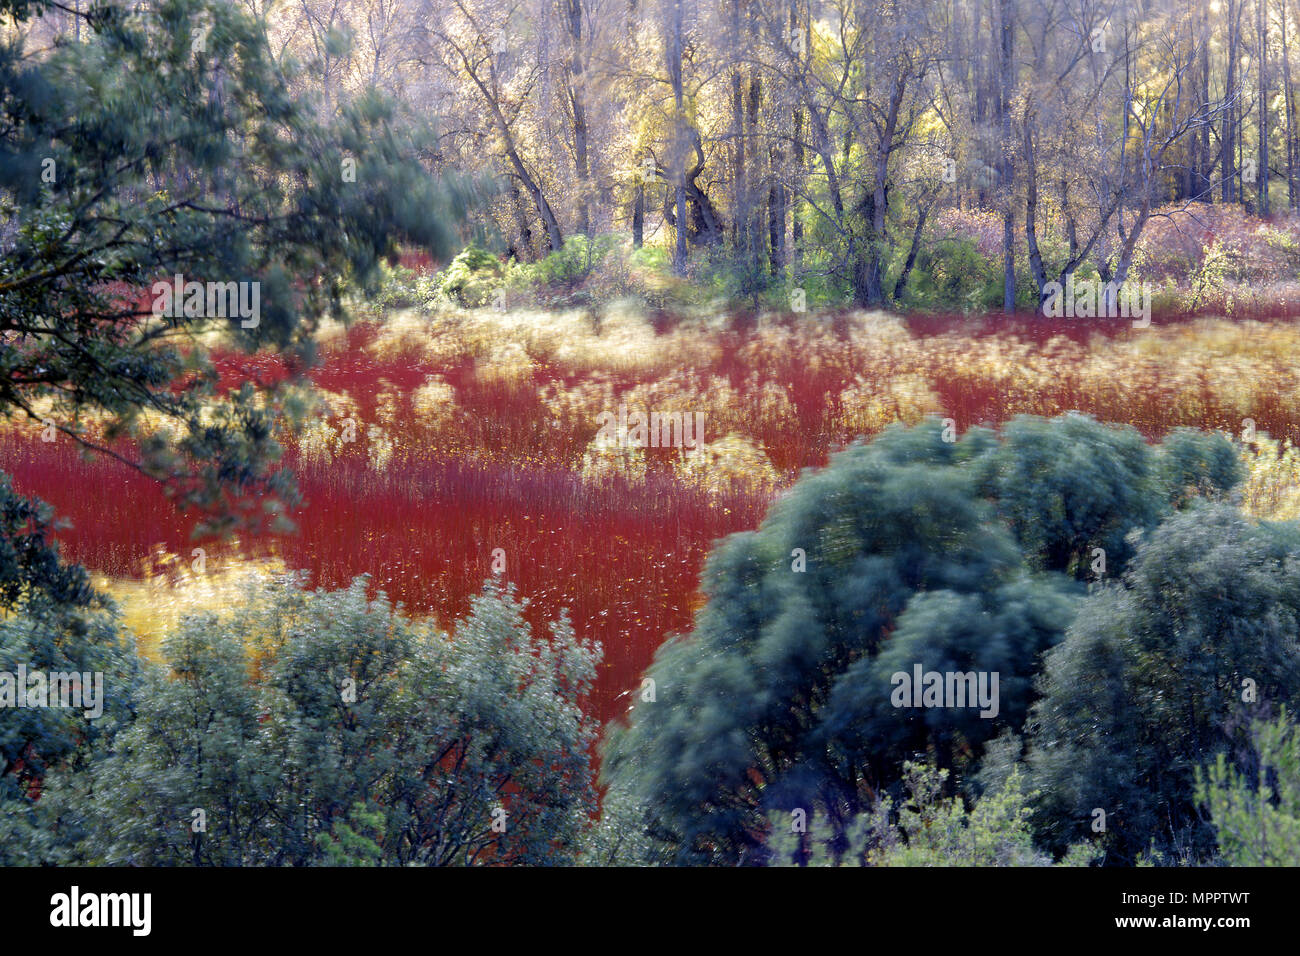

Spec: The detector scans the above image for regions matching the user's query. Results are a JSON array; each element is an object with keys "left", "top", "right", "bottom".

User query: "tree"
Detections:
[
  {"left": 0, "top": 596, "right": 137, "bottom": 865},
  {"left": 1018, "top": 1, "right": 1237, "bottom": 312},
  {"left": 665, "top": 0, "right": 690, "bottom": 274},
  {"left": 247, "top": 0, "right": 1300, "bottom": 293},
  {"left": 0, "top": 473, "right": 138, "bottom": 864},
  {"left": 423, "top": 0, "right": 566, "bottom": 257},
  {"left": 319, "top": 802, "right": 388, "bottom": 866},
  {"left": 1027, "top": 505, "right": 1300, "bottom": 864},
  {"left": 558, "top": 0, "right": 593, "bottom": 236},
  {"left": 758, "top": 0, "right": 947, "bottom": 306},
  {"left": 600, "top": 414, "right": 1235, "bottom": 864},
  {"left": 1, "top": 0, "right": 466, "bottom": 539},
  {"left": 29, "top": 575, "right": 602, "bottom": 865},
  {"left": 0, "top": 0, "right": 466, "bottom": 836},
  {"left": 977, "top": 416, "right": 1242, "bottom": 579}
]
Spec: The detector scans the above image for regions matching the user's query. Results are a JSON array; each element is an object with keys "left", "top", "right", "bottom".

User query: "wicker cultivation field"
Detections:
[{"left": 6, "top": 300, "right": 1300, "bottom": 725}]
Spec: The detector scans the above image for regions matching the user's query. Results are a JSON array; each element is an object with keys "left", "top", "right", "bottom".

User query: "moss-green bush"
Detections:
[{"left": 437, "top": 243, "right": 507, "bottom": 308}]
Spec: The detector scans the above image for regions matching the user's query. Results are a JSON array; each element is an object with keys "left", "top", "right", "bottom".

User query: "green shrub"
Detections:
[
  {"left": 765, "top": 762, "right": 1099, "bottom": 867},
  {"left": 517, "top": 235, "right": 617, "bottom": 290},
  {"left": 29, "top": 574, "right": 602, "bottom": 866},
  {"left": 600, "top": 415, "right": 1253, "bottom": 865},
  {"left": 1028, "top": 505, "right": 1300, "bottom": 863},
  {"left": 436, "top": 243, "right": 507, "bottom": 308},
  {"left": 365, "top": 261, "right": 437, "bottom": 312},
  {"left": 1197, "top": 708, "right": 1300, "bottom": 866},
  {"left": 902, "top": 238, "right": 1003, "bottom": 312},
  {"left": 508, "top": 234, "right": 663, "bottom": 308}
]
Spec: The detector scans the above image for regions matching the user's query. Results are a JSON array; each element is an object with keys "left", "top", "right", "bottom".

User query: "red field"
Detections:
[{"left": 5, "top": 305, "right": 1300, "bottom": 725}]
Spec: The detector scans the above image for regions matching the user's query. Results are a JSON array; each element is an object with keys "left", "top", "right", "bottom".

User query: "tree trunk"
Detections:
[
  {"left": 1259, "top": 0, "right": 1270, "bottom": 215},
  {"left": 790, "top": 1, "right": 804, "bottom": 272},
  {"left": 730, "top": 0, "right": 746, "bottom": 255},
  {"left": 1198, "top": 5, "right": 1212, "bottom": 198},
  {"left": 747, "top": 74, "right": 765, "bottom": 268},
  {"left": 669, "top": 0, "right": 688, "bottom": 275},
  {"left": 1025, "top": 121, "right": 1049, "bottom": 309},
  {"left": 769, "top": 145, "right": 785, "bottom": 273},
  {"left": 864, "top": 69, "right": 906, "bottom": 306},
  {"left": 1285, "top": 0, "right": 1297, "bottom": 207},
  {"left": 894, "top": 199, "right": 933, "bottom": 301},
  {"left": 562, "top": 0, "right": 591, "bottom": 235},
  {"left": 454, "top": 43, "right": 564, "bottom": 252},
  {"left": 510, "top": 185, "right": 535, "bottom": 261},
  {"left": 1223, "top": 0, "right": 1241, "bottom": 202},
  {"left": 999, "top": 0, "right": 1015, "bottom": 312},
  {"left": 632, "top": 179, "right": 645, "bottom": 248}
]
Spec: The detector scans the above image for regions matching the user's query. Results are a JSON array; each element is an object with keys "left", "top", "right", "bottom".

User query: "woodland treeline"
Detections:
[{"left": 25, "top": 0, "right": 1299, "bottom": 307}]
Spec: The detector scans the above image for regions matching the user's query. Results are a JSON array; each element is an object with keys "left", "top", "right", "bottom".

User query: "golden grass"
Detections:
[
  {"left": 1239, "top": 436, "right": 1300, "bottom": 522},
  {"left": 93, "top": 548, "right": 287, "bottom": 660},
  {"left": 13, "top": 307, "right": 1300, "bottom": 520}
]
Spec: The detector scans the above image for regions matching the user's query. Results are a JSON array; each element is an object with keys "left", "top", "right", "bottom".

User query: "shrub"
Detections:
[
  {"left": 1157, "top": 426, "right": 1247, "bottom": 506},
  {"left": 1197, "top": 708, "right": 1300, "bottom": 866},
  {"left": 509, "top": 235, "right": 695, "bottom": 309},
  {"left": 0, "top": 477, "right": 139, "bottom": 864},
  {"left": 600, "top": 415, "right": 1250, "bottom": 865},
  {"left": 1027, "top": 505, "right": 1300, "bottom": 863},
  {"left": 31, "top": 574, "right": 602, "bottom": 865},
  {"left": 902, "top": 238, "right": 1003, "bottom": 312},
  {"left": 364, "top": 261, "right": 435, "bottom": 312},
  {"left": 977, "top": 413, "right": 1164, "bottom": 578},
  {"left": 765, "top": 761, "right": 1099, "bottom": 867},
  {"left": 0, "top": 601, "right": 138, "bottom": 865},
  {"left": 436, "top": 244, "right": 507, "bottom": 308},
  {"left": 516, "top": 235, "right": 617, "bottom": 290}
]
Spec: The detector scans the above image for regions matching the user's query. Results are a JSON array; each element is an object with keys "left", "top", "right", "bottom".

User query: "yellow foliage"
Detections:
[
  {"left": 675, "top": 434, "right": 780, "bottom": 495},
  {"left": 580, "top": 429, "right": 648, "bottom": 484},
  {"left": 95, "top": 549, "right": 287, "bottom": 660},
  {"left": 1239, "top": 436, "right": 1300, "bottom": 521},
  {"left": 839, "top": 373, "right": 943, "bottom": 438}
]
